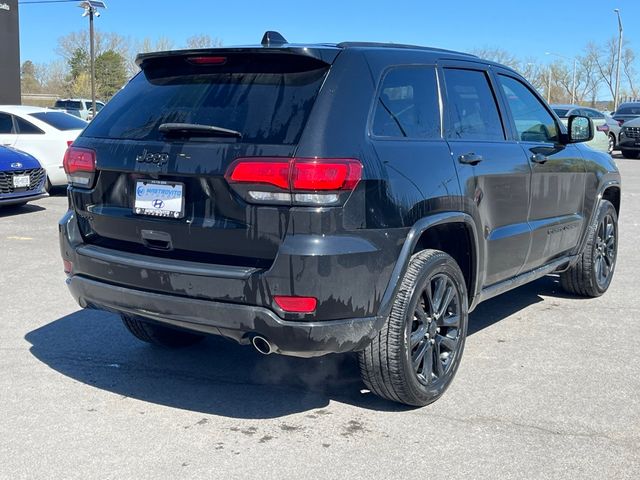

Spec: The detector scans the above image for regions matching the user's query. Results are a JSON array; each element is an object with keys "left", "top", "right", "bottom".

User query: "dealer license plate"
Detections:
[
  {"left": 13, "top": 175, "right": 30, "bottom": 188},
  {"left": 134, "top": 181, "right": 184, "bottom": 218}
]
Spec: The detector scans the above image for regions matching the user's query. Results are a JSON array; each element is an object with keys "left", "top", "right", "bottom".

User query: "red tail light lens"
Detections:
[
  {"left": 187, "top": 56, "right": 227, "bottom": 65},
  {"left": 596, "top": 124, "right": 610, "bottom": 132},
  {"left": 292, "top": 159, "right": 362, "bottom": 191},
  {"left": 274, "top": 295, "right": 317, "bottom": 313},
  {"left": 67, "top": 140, "right": 74, "bottom": 147},
  {"left": 63, "top": 146, "right": 96, "bottom": 188},
  {"left": 228, "top": 160, "right": 290, "bottom": 189},
  {"left": 226, "top": 157, "right": 362, "bottom": 205}
]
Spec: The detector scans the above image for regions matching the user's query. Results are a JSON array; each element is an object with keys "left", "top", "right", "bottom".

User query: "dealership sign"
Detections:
[{"left": 0, "top": 3, "right": 10, "bottom": 11}]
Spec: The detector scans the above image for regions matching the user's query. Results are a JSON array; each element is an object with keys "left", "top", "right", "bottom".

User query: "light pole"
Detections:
[
  {"left": 546, "top": 52, "right": 578, "bottom": 104},
  {"left": 613, "top": 9, "right": 624, "bottom": 111},
  {"left": 78, "top": 1, "right": 107, "bottom": 117}
]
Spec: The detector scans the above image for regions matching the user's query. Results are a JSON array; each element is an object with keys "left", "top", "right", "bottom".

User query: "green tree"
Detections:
[
  {"left": 95, "top": 49, "right": 127, "bottom": 99},
  {"left": 21, "top": 60, "right": 41, "bottom": 93},
  {"left": 68, "top": 48, "right": 89, "bottom": 81}
]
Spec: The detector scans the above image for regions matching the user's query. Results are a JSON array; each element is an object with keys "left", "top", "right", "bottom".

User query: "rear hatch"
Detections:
[{"left": 70, "top": 48, "right": 336, "bottom": 268}]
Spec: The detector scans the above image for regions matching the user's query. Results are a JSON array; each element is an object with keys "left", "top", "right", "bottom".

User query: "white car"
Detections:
[{"left": 0, "top": 106, "right": 87, "bottom": 188}]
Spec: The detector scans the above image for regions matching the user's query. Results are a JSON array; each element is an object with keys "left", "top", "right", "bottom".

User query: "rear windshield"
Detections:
[
  {"left": 552, "top": 109, "right": 570, "bottom": 118},
  {"left": 83, "top": 62, "right": 329, "bottom": 145},
  {"left": 55, "top": 100, "right": 83, "bottom": 110},
  {"left": 616, "top": 105, "right": 640, "bottom": 115},
  {"left": 30, "top": 112, "right": 88, "bottom": 131}
]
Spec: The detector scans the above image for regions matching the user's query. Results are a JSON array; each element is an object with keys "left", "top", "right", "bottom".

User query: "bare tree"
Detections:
[
  {"left": 185, "top": 34, "right": 222, "bottom": 49},
  {"left": 622, "top": 48, "right": 638, "bottom": 98}
]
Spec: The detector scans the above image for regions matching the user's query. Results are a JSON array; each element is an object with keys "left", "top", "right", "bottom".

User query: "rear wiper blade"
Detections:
[{"left": 158, "top": 123, "right": 242, "bottom": 139}]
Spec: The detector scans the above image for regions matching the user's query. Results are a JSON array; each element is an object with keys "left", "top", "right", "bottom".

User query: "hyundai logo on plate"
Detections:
[
  {"left": 153, "top": 199, "right": 165, "bottom": 209},
  {"left": 10, "top": 162, "right": 22, "bottom": 169}
]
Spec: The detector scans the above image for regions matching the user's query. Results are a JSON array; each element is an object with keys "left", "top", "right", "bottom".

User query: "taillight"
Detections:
[
  {"left": 225, "top": 157, "right": 362, "bottom": 205},
  {"left": 187, "top": 56, "right": 227, "bottom": 65},
  {"left": 67, "top": 140, "right": 74, "bottom": 147},
  {"left": 63, "top": 146, "right": 96, "bottom": 188},
  {"left": 597, "top": 124, "right": 610, "bottom": 132}
]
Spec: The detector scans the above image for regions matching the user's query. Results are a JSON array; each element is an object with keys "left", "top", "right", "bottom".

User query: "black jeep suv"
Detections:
[{"left": 59, "top": 32, "right": 621, "bottom": 406}]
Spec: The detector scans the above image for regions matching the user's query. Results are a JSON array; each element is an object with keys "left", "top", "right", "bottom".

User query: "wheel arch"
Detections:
[{"left": 378, "top": 212, "right": 482, "bottom": 319}]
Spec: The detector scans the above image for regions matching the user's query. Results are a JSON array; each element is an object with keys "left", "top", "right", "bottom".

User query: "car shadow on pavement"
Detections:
[
  {"left": 26, "top": 275, "right": 567, "bottom": 418},
  {"left": 0, "top": 203, "right": 45, "bottom": 217}
]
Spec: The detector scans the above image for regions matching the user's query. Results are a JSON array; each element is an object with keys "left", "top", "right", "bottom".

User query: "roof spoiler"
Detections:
[{"left": 136, "top": 35, "right": 340, "bottom": 69}]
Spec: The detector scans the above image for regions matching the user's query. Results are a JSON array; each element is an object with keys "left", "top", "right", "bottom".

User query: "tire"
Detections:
[
  {"left": 121, "top": 314, "right": 205, "bottom": 348},
  {"left": 621, "top": 149, "right": 640, "bottom": 159},
  {"left": 560, "top": 200, "right": 618, "bottom": 297},
  {"left": 359, "top": 249, "right": 468, "bottom": 406},
  {"left": 607, "top": 134, "right": 616, "bottom": 154}
]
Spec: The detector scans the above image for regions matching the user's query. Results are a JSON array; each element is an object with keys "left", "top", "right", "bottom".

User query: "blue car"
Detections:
[{"left": 0, "top": 146, "right": 48, "bottom": 207}]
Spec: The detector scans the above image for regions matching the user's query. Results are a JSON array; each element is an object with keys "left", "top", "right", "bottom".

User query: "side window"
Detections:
[
  {"left": 0, "top": 113, "right": 15, "bottom": 134},
  {"left": 15, "top": 117, "right": 44, "bottom": 135},
  {"left": 498, "top": 75, "right": 559, "bottom": 143},
  {"left": 443, "top": 68, "right": 505, "bottom": 141},
  {"left": 372, "top": 66, "right": 440, "bottom": 139},
  {"left": 585, "top": 109, "right": 604, "bottom": 119}
]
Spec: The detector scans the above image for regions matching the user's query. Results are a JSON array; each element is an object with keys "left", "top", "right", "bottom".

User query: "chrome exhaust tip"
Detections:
[{"left": 251, "top": 335, "right": 273, "bottom": 355}]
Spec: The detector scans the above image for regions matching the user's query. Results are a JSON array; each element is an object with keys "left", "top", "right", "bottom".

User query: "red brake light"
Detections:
[
  {"left": 292, "top": 159, "right": 362, "bottom": 191},
  {"left": 187, "top": 56, "right": 227, "bottom": 65},
  {"left": 274, "top": 296, "right": 317, "bottom": 313},
  {"left": 67, "top": 140, "right": 74, "bottom": 147},
  {"left": 229, "top": 160, "right": 290, "bottom": 189},
  {"left": 597, "top": 124, "right": 610, "bottom": 132},
  {"left": 63, "top": 146, "right": 96, "bottom": 187}
]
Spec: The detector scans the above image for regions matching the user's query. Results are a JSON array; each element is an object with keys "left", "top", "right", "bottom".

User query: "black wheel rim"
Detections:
[
  {"left": 594, "top": 213, "right": 616, "bottom": 288},
  {"left": 408, "top": 273, "right": 462, "bottom": 386}
]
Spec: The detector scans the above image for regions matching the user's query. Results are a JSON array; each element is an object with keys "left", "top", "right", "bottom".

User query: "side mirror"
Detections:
[{"left": 567, "top": 115, "right": 594, "bottom": 143}]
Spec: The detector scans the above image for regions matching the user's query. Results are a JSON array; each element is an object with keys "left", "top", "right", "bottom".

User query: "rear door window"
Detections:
[
  {"left": 83, "top": 58, "right": 329, "bottom": 145},
  {"left": 498, "top": 75, "right": 559, "bottom": 143},
  {"left": 371, "top": 66, "right": 440, "bottom": 139},
  {"left": 15, "top": 117, "right": 44, "bottom": 134},
  {"left": 0, "top": 113, "right": 15, "bottom": 134},
  {"left": 443, "top": 68, "right": 505, "bottom": 141}
]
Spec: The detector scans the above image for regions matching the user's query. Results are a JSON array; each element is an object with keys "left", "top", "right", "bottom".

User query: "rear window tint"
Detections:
[
  {"left": 55, "top": 101, "right": 83, "bottom": 110},
  {"left": 15, "top": 117, "right": 44, "bottom": 134},
  {"left": 616, "top": 105, "right": 640, "bottom": 115},
  {"left": 372, "top": 66, "right": 440, "bottom": 139},
  {"left": 83, "top": 65, "right": 329, "bottom": 145},
  {"left": 30, "top": 112, "right": 88, "bottom": 131}
]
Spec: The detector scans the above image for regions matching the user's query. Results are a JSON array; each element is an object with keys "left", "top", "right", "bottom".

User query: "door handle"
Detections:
[
  {"left": 458, "top": 153, "right": 483, "bottom": 165},
  {"left": 530, "top": 153, "right": 548, "bottom": 164}
]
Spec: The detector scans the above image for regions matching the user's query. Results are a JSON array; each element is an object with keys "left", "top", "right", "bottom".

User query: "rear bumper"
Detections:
[
  {"left": 67, "top": 275, "right": 382, "bottom": 358},
  {"left": 59, "top": 210, "right": 403, "bottom": 356}
]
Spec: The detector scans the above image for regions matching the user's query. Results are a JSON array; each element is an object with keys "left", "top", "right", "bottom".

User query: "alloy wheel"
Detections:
[
  {"left": 594, "top": 213, "right": 616, "bottom": 288},
  {"left": 408, "top": 273, "right": 462, "bottom": 386}
]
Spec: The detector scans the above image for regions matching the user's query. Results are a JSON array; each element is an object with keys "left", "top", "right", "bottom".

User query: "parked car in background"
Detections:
[
  {"left": 617, "top": 116, "right": 640, "bottom": 159},
  {"left": 53, "top": 99, "right": 105, "bottom": 121},
  {"left": 0, "top": 145, "right": 48, "bottom": 207},
  {"left": 60, "top": 33, "right": 621, "bottom": 406},
  {"left": 552, "top": 104, "right": 618, "bottom": 153},
  {"left": 0, "top": 106, "right": 87, "bottom": 189},
  {"left": 612, "top": 102, "right": 640, "bottom": 125}
]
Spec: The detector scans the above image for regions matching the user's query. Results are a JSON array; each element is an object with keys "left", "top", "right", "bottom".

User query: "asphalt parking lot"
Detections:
[{"left": 1, "top": 155, "right": 639, "bottom": 480}]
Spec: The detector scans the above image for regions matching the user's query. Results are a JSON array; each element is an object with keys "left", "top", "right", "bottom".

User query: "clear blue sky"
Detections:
[{"left": 18, "top": 0, "right": 639, "bottom": 65}]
